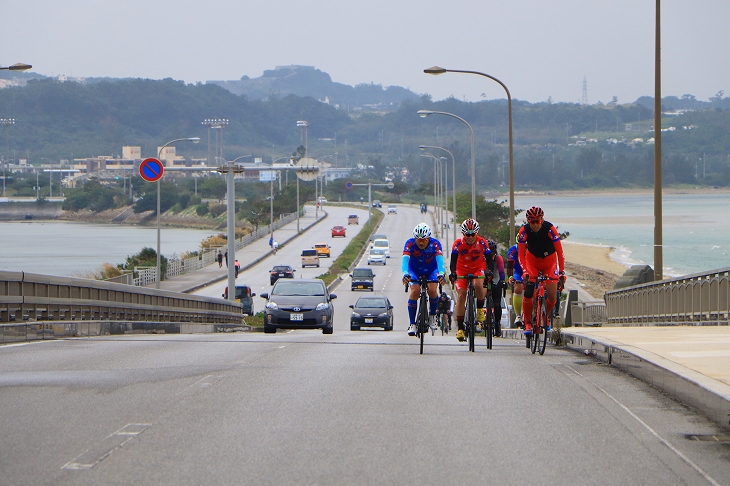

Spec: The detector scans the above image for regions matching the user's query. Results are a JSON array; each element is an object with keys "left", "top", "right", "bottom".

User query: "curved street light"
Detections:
[
  {"left": 0, "top": 63, "right": 32, "bottom": 71},
  {"left": 424, "top": 65, "right": 515, "bottom": 245},
  {"left": 155, "top": 137, "right": 200, "bottom": 289},
  {"left": 417, "top": 109, "right": 475, "bottom": 218}
]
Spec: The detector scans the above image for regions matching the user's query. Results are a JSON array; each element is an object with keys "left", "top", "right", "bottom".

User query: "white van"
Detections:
[{"left": 369, "top": 238, "right": 390, "bottom": 258}]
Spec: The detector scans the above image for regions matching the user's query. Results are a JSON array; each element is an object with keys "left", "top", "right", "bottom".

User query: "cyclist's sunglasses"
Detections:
[
  {"left": 527, "top": 219, "right": 542, "bottom": 224},
  {"left": 463, "top": 232, "right": 477, "bottom": 237}
]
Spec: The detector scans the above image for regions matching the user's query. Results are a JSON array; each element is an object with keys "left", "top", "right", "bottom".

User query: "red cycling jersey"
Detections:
[
  {"left": 451, "top": 235, "right": 490, "bottom": 275},
  {"left": 517, "top": 221, "right": 565, "bottom": 281}
]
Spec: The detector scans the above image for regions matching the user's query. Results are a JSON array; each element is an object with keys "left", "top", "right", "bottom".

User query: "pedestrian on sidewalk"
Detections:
[
  {"left": 217, "top": 250, "right": 223, "bottom": 268},
  {"left": 269, "top": 235, "right": 274, "bottom": 248},
  {"left": 273, "top": 240, "right": 279, "bottom": 254},
  {"left": 234, "top": 259, "right": 240, "bottom": 278},
  {"left": 225, "top": 249, "right": 228, "bottom": 268}
]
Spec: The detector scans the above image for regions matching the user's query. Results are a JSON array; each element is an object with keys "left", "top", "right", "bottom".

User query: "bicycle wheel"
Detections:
[
  {"left": 485, "top": 305, "right": 493, "bottom": 350},
  {"left": 466, "top": 291, "right": 476, "bottom": 352},
  {"left": 530, "top": 297, "right": 541, "bottom": 354},
  {"left": 417, "top": 308, "right": 427, "bottom": 355},
  {"left": 537, "top": 303, "right": 548, "bottom": 355}
]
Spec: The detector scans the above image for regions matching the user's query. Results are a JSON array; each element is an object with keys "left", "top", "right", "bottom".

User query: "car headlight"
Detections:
[
  {"left": 315, "top": 302, "right": 330, "bottom": 311},
  {"left": 378, "top": 313, "right": 389, "bottom": 318},
  {"left": 351, "top": 312, "right": 360, "bottom": 318},
  {"left": 265, "top": 301, "right": 279, "bottom": 310}
]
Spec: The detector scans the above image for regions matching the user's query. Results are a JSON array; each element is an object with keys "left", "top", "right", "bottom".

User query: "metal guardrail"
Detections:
[
  {"left": 0, "top": 270, "right": 244, "bottom": 336},
  {"left": 604, "top": 267, "right": 730, "bottom": 325},
  {"left": 570, "top": 301, "right": 607, "bottom": 327}
]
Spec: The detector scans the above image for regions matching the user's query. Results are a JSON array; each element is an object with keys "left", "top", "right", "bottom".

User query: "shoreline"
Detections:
[{"left": 491, "top": 185, "right": 730, "bottom": 198}]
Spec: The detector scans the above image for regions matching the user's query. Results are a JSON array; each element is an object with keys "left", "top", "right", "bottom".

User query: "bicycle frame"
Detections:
[
  {"left": 405, "top": 275, "right": 431, "bottom": 355},
  {"left": 456, "top": 274, "right": 485, "bottom": 352},
  {"left": 527, "top": 273, "right": 551, "bottom": 355}
]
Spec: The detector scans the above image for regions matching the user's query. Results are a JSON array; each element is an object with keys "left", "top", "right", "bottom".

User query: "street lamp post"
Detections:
[
  {"left": 0, "top": 118, "right": 15, "bottom": 196},
  {"left": 216, "top": 155, "right": 251, "bottom": 300},
  {"left": 155, "top": 137, "right": 200, "bottom": 289},
  {"left": 653, "top": 0, "right": 663, "bottom": 281},
  {"left": 40, "top": 157, "right": 52, "bottom": 198},
  {"left": 417, "top": 110, "right": 476, "bottom": 219},
  {"left": 424, "top": 66, "right": 515, "bottom": 245},
  {"left": 297, "top": 121, "right": 309, "bottom": 157},
  {"left": 419, "top": 145, "right": 456, "bottom": 244},
  {"left": 420, "top": 153, "right": 448, "bottom": 250}
]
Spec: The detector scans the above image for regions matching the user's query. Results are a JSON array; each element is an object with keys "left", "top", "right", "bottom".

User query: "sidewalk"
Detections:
[
  {"left": 563, "top": 326, "right": 730, "bottom": 431},
  {"left": 156, "top": 205, "right": 324, "bottom": 293}
]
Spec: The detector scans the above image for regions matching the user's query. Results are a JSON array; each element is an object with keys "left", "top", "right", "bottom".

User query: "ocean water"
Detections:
[
  {"left": 513, "top": 193, "right": 730, "bottom": 277},
  {"left": 0, "top": 221, "right": 218, "bottom": 277}
]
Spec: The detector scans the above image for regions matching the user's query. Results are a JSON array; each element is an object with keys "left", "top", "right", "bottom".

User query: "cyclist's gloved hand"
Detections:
[
  {"left": 508, "top": 276, "right": 515, "bottom": 286},
  {"left": 437, "top": 274, "right": 446, "bottom": 285},
  {"left": 402, "top": 274, "right": 411, "bottom": 285},
  {"left": 559, "top": 271, "right": 566, "bottom": 283},
  {"left": 449, "top": 273, "right": 456, "bottom": 284},
  {"left": 486, "top": 270, "right": 493, "bottom": 280}
]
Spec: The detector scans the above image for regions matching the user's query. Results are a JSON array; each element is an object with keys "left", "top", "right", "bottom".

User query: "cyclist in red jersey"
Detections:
[
  {"left": 517, "top": 206, "right": 566, "bottom": 335},
  {"left": 449, "top": 218, "right": 494, "bottom": 342}
]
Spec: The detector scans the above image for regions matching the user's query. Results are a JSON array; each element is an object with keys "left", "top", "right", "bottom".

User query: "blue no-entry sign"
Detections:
[
  {"left": 140, "top": 158, "right": 164, "bottom": 182},
  {"left": 345, "top": 181, "right": 353, "bottom": 189}
]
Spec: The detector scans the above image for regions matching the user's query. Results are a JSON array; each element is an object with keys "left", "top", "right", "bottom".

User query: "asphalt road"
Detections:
[{"left": 1, "top": 204, "right": 728, "bottom": 485}]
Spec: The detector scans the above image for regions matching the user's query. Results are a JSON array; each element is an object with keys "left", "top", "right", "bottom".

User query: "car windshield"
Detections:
[
  {"left": 302, "top": 250, "right": 317, "bottom": 256},
  {"left": 272, "top": 282, "right": 325, "bottom": 297},
  {"left": 356, "top": 298, "right": 386, "bottom": 308},
  {"left": 348, "top": 215, "right": 357, "bottom": 218},
  {"left": 272, "top": 266, "right": 289, "bottom": 272},
  {"left": 373, "top": 240, "right": 388, "bottom": 247},
  {"left": 352, "top": 269, "right": 372, "bottom": 277},
  {"left": 315, "top": 244, "right": 327, "bottom": 248},
  {"left": 372, "top": 234, "right": 386, "bottom": 240},
  {"left": 235, "top": 287, "right": 249, "bottom": 299},
  {"left": 370, "top": 249, "right": 385, "bottom": 255}
]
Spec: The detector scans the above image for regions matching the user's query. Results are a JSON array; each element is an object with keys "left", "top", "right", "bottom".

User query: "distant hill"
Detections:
[{"left": 206, "top": 65, "right": 422, "bottom": 111}]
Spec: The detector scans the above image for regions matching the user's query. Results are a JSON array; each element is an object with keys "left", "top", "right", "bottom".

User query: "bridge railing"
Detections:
[
  {"left": 0, "top": 270, "right": 244, "bottom": 333},
  {"left": 604, "top": 267, "right": 730, "bottom": 325}
]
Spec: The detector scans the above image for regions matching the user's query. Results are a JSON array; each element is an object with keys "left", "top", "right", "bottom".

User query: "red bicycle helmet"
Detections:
[
  {"left": 460, "top": 218, "right": 480, "bottom": 235},
  {"left": 525, "top": 206, "right": 544, "bottom": 221}
]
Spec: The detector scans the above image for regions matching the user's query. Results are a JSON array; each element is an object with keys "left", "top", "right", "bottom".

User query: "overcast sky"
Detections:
[{"left": 4, "top": 0, "right": 729, "bottom": 104}]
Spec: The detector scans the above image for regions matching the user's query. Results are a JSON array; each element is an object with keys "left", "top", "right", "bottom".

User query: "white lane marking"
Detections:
[
  {"left": 564, "top": 364, "right": 722, "bottom": 486},
  {"left": 62, "top": 424, "right": 151, "bottom": 470},
  {"left": 176, "top": 375, "right": 224, "bottom": 397},
  {"left": 278, "top": 346, "right": 286, "bottom": 349}
]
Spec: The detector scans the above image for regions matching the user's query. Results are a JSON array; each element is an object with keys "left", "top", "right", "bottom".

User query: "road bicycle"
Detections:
[
  {"left": 456, "top": 274, "right": 486, "bottom": 352},
  {"left": 435, "top": 310, "right": 450, "bottom": 335},
  {"left": 482, "top": 275, "right": 495, "bottom": 350},
  {"left": 525, "top": 272, "right": 562, "bottom": 355},
  {"left": 405, "top": 275, "right": 432, "bottom": 354}
]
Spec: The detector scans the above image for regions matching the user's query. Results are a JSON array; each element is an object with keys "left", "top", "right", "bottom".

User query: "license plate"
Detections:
[
  {"left": 365, "top": 318, "right": 373, "bottom": 323},
  {"left": 290, "top": 313, "right": 303, "bottom": 321},
  {"left": 279, "top": 273, "right": 285, "bottom": 276},
  {"left": 357, "top": 285, "right": 364, "bottom": 289}
]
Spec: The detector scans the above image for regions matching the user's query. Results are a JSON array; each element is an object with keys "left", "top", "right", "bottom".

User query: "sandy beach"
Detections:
[
  {"left": 561, "top": 241, "right": 628, "bottom": 276},
  {"left": 560, "top": 241, "right": 629, "bottom": 299}
]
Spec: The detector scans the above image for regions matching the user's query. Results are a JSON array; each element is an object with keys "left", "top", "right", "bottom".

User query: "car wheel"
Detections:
[
  {"left": 263, "top": 325, "right": 276, "bottom": 334},
  {"left": 322, "top": 325, "right": 333, "bottom": 335},
  {"left": 370, "top": 287, "right": 374, "bottom": 292},
  {"left": 350, "top": 324, "right": 360, "bottom": 331}
]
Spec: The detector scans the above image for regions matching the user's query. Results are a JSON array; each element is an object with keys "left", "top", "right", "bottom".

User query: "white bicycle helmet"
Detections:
[{"left": 413, "top": 223, "right": 432, "bottom": 239}]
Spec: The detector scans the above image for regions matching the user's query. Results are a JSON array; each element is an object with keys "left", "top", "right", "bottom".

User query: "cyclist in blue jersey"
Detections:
[{"left": 402, "top": 223, "right": 446, "bottom": 336}]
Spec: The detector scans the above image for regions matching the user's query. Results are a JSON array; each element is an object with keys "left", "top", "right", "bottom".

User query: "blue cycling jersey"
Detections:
[
  {"left": 402, "top": 237, "right": 445, "bottom": 280},
  {"left": 507, "top": 244, "right": 523, "bottom": 282}
]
